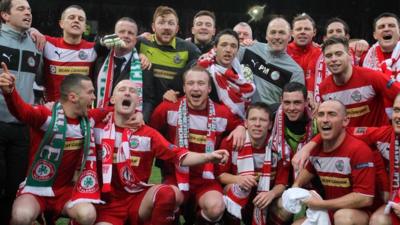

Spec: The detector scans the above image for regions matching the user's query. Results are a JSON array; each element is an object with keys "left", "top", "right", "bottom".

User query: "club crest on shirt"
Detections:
[
  {"left": 335, "top": 160, "right": 344, "bottom": 172},
  {"left": 32, "top": 160, "right": 55, "bottom": 181},
  {"left": 129, "top": 137, "right": 140, "bottom": 149},
  {"left": 78, "top": 50, "right": 88, "bottom": 60},
  {"left": 27, "top": 56, "right": 36, "bottom": 67},
  {"left": 351, "top": 90, "right": 362, "bottom": 102},
  {"left": 50, "top": 65, "right": 57, "bottom": 74},
  {"left": 173, "top": 54, "right": 182, "bottom": 64},
  {"left": 270, "top": 71, "right": 280, "bottom": 81}
]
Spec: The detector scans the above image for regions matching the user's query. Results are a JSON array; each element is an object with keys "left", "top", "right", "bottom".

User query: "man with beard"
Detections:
[
  {"left": 93, "top": 79, "right": 228, "bottom": 225},
  {"left": 287, "top": 13, "right": 321, "bottom": 88},
  {"left": 0, "top": 72, "right": 108, "bottom": 225},
  {"left": 187, "top": 10, "right": 216, "bottom": 54},
  {"left": 95, "top": 17, "right": 155, "bottom": 122},
  {"left": 319, "top": 36, "right": 400, "bottom": 127},
  {"left": 137, "top": 6, "right": 201, "bottom": 106},
  {"left": 197, "top": 29, "right": 256, "bottom": 119},
  {"left": 150, "top": 66, "right": 245, "bottom": 225},
  {"left": 238, "top": 16, "right": 304, "bottom": 105},
  {"left": 292, "top": 100, "right": 375, "bottom": 225},
  {"left": 0, "top": 0, "right": 42, "bottom": 223},
  {"left": 233, "top": 22, "right": 253, "bottom": 45}
]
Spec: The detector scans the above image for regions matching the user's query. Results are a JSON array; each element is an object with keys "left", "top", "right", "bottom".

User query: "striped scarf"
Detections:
[
  {"left": 175, "top": 97, "right": 217, "bottom": 191},
  {"left": 224, "top": 131, "right": 273, "bottom": 225},
  {"left": 101, "top": 114, "right": 151, "bottom": 193},
  {"left": 198, "top": 48, "right": 255, "bottom": 119},
  {"left": 96, "top": 48, "right": 143, "bottom": 110},
  {"left": 363, "top": 41, "right": 400, "bottom": 79},
  {"left": 269, "top": 105, "right": 313, "bottom": 172},
  {"left": 387, "top": 134, "right": 400, "bottom": 225},
  {"left": 22, "top": 102, "right": 102, "bottom": 208}
]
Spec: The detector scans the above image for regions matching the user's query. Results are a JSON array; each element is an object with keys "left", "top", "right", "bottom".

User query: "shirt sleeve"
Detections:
[
  {"left": 3, "top": 89, "right": 48, "bottom": 128},
  {"left": 88, "top": 106, "right": 113, "bottom": 124},
  {"left": 370, "top": 69, "right": 400, "bottom": 102},
  {"left": 150, "top": 128, "right": 188, "bottom": 165},
  {"left": 274, "top": 153, "right": 290, "bottom": 186},
  {"left": 351, "top": 144, "right": 375, "bottom": 196},
  {"left": 348, "top": 126, "right": 392, "bottom": 146},
  {"left": 149, "top": 101, "right": 169, "bottom": 132},
  {"left": 225, "top": 109, "right": 244, "bottom": 133},
  {"left": 215, "top": 138, "right": 234, "bottom": 176}
]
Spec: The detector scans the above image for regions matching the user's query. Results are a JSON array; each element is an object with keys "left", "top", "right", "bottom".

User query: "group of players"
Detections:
[{"left": 1, "top": 0, "right": 400, "bottom": 225}]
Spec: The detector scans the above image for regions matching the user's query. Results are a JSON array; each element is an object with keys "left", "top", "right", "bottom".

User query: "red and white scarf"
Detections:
[
  {"left": 101, "top": 114, "right": 151, "bottom": 194},
  {"left": 363, "top": 41, "right": 400, "bottom": 79},
  {"left": 387, "top": 133, "right": 400, "bottom": 225},
  {"left": 312, "top": 53, "right": 330, "bottom": 104},
  {"left": 224, "top": 131, "right": 272, "bottom": 225},
  {"left": 175, "top": 97, "right": 217, "bottom": 191},
  {"left": 198, "top": 48, "right": 255, "bottom": 119},
  {"left": 269, "top": 105, "right": 313, "bottom": 171}
]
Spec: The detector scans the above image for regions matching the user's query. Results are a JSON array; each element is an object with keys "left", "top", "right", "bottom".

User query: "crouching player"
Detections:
[{"left": 94, "top": 79, "right": 229, "bottom": 225}]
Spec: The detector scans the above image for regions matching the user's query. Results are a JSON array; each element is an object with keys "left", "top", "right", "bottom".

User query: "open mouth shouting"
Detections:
[
  {"left": 122, "top": 99, "right": 132, "bottom": 109},
  {"left": 382, "top": 33, "right": 393, "bottom": 41}
]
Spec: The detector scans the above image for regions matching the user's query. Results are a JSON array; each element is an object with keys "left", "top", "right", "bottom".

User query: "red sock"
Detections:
[{"left": 151, "top": 185, "right": 176, "bottom": 225}]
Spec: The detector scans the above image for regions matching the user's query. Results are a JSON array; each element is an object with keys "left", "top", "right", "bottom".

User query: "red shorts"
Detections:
[
  {"left": 95, "top": 188, "right": 148, "bottom": 225},
  {"left": 19, "top": 185, "right": 73, "bottom": 219},
  {"left": 164, "top": 176, "right": 222, "bottom": 202}
]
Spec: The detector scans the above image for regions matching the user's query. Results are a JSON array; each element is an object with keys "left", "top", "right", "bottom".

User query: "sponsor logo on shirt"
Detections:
[
  {"left": 153, "top": 68, "right": 177, "bottom": 80},
  {"left": 353, "top": 127, "right": 367, "bottom": 135},
  {"left": 320, "top": 176, "right": 350, "bottom": 188},
  {"left": 355, "top": 162, "right": 374, "bottom": 169},
  {"left": 64, "top": 139, "right": 83, "bottom": 151},
  {"left": 130, "top": 156, "right": 141, "bottom": 166},
  {"left": 346, "top": 105, "right": 370, "bottom": 118},
  {"left": 50, "top": 66, "right": 90, "bottom": 76},
  {"left": 188, "top": 133, "right": 206, "bottom": 145}
]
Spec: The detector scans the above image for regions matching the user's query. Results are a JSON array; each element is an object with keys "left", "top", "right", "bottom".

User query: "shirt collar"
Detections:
[{"left": 151, "top": 34, "right": 177, "bottom": 49}]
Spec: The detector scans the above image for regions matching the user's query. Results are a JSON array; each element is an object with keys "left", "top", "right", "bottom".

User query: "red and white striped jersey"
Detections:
[
  {"left": 43, "top": 36, "right": 97, "bottom": 102},
  {"left": 320, "top": 66, "right": 400, "bottom": 127},
  {"left": 306, "top": 134, "right": 375, "bottom": 200}
]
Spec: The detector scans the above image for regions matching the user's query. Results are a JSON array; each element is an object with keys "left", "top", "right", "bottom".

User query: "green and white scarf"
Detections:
[
  {"left": 97, "top": 48, "right": 143, "bottom": 110},
  {"left": 22, "top": 102, "right": 102, "bottom": 207}
]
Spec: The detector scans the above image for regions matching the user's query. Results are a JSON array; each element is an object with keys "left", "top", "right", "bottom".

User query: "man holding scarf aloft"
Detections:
[
  {"left": 150, "top": 66, "right": 245, "bottom": 225},
  {"left": 93, "top": 79, "right": 229, "bottom": 225},
  {"left": 165, "top": 29, "right": 256, "bottom": 121},
  {"left": 197, "top": 29, "right": 255, "bottom": 120},
  {"left": 0, "top": 69, "right": 106, "bottom": 225},
  {"left": 96, "top": 17, "right": 155, "bottom": 123},
  {"left": 218, "top": 102, "right": 291, "bottom": 225}
]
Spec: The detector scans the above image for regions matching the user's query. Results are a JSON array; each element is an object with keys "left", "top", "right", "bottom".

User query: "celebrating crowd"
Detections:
[{"left": 1, "top": 0, "right": 400, "bottom": 225}]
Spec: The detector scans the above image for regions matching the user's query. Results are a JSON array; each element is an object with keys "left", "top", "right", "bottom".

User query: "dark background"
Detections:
[{"left": 31, "top": 0, "right": 400, "bottom": 44}]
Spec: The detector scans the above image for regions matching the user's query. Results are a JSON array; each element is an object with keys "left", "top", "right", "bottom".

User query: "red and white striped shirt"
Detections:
[{"left": 43, "top": 36, "right": 97, "bottom": 101}]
